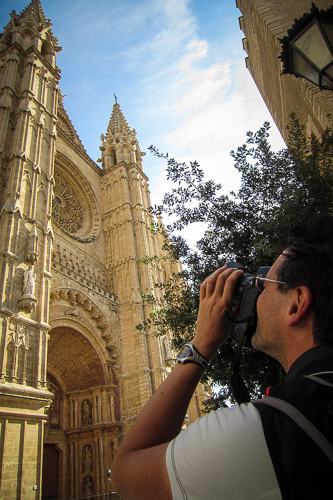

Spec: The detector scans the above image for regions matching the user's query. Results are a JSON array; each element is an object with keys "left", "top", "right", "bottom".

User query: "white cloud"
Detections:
[
  {"left": 178, "top": 40, "right": 209, "bottom": 72},
  {"left": 124, "top": 0, "right": 197, "bottom": 67},
  {"left": 170, "top": 62, "right": 231, "bottom": 117},
  {"left": 147, "top": 54, "right": 285, "bottom": 214}
]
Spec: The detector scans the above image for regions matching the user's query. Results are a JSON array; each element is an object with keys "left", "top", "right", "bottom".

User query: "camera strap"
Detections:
[{"left": 229, "top": 334, "right": 251, "bottom": 404}]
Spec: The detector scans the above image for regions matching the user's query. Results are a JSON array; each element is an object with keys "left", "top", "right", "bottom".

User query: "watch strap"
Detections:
[{"left": 177, "top": 343, "right": 209, "bottom": 371}]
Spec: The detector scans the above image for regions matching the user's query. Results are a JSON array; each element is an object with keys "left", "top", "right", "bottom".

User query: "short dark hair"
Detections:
[{"left": 276, "top": 215, "right": 333, "bottom": 345}]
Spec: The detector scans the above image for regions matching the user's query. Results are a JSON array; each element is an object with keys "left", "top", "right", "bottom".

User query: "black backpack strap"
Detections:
[
  {"left": 304, "top": 374, "right": 333, "bottom": 387},
  {"left": 254, "top": 397, "right": 333, "bottom": 463}
]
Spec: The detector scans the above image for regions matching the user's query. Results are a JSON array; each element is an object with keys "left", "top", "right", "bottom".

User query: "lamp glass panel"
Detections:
[
  {"left": 324, "top": 62, "right": 333, "bottom": 77},
  {"left": 321, "top": 22, "right": 333, "bottom": 53},
  {"left": 322, "top": 63, "right": 333, "bottom": 89},
  {"left": 294, "top": 23, "right": 332, "bottom": 70},
  {"left": 292, "top": 49, "right": 319, "bottom": 85}
]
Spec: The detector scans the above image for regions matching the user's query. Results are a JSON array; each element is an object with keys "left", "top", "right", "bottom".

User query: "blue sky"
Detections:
[{"left": 1, "top": 0, "right": 285, "bottom": 229}]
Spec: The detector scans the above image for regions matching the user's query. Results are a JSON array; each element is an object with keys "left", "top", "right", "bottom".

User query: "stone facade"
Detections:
[
  {"left": 236, "top": 0, "right": 333, "bottom": 141},
  {"left": 0, "top": 2, "right": 207, "bottom": 499}
]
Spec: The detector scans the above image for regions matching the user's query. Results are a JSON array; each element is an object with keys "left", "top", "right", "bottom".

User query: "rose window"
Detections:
[{"left": 52, "top": 171, "right": 84, "bottom": 234}]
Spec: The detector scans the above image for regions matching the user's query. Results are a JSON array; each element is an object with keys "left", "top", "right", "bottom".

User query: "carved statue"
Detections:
[
  {"left": 130, "top": 286, "right": 142, "bottom": 305},
  {"left": 83, "top": 476, "right": 93, "bottom": 497},
  {"left": 82, "top": 399, "right": 92, "bottom": 426},
  {"left": 49, "top": 387, "right": 60, "bottom": 428},
  {"left": 23, "top": 266, "right": 36, "bottom": 297},
  {"left": 18, "top": 266, "right": 37, "bottom": 313},
  {"left": 82, "top": 445, "right": 93, "bottom": 472}
]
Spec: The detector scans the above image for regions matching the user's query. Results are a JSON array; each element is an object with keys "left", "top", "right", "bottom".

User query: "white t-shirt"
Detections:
[{"left": 166, "top": 402, "right": 282, "bottom": 500}]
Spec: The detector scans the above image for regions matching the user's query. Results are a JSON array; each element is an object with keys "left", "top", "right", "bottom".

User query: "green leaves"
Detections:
[{"left": 145, "top": 115, "right": 333, "bottom": 407}]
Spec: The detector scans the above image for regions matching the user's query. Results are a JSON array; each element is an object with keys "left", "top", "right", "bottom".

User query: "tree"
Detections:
[{"left": 141, "top": 115, "right": 333, "bottom": 408}]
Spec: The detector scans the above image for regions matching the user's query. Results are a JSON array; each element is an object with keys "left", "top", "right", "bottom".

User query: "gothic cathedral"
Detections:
[{"left": 0, "top": 1, "right": 206, "bottom": 498}]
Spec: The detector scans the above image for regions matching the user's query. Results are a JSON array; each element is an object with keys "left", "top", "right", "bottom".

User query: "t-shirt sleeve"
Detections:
[{"left": 166, "top": 402, "right": 282, "bottom": 500}]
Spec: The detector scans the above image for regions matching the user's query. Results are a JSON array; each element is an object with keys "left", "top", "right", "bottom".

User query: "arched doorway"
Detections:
[{"left": 43, "top": 326, "right": 121, "bottom": 499}]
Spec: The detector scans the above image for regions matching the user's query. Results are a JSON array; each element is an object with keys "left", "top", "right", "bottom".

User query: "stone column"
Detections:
[
  {"left": 69, "top": 441, "right": 74, "bottom": 499},
  {"left": 94, "top": 437, "right": 101, "bottom": 494}
]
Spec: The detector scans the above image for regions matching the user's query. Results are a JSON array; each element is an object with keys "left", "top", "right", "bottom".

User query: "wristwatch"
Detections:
[{"left": 176, "top": 344, "right": 209, "bottom": 371}]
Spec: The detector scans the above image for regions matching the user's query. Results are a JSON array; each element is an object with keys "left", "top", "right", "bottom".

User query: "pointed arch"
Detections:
[
  {"left": 121, "top": 143, "right": 132, "bottom": 165},
  {"left": 41, "top": 40, "right": 53, "bottom": 65},
  {"left": 105, "top": 146, "right": 117, "bottom": 168},
  {"left": 21, "top": 27, "right": 35, "bottom": 49},
  {"left": 23, "top": 169, "right": 32, "bottom": 187},
  {"left": 16, "top": 344, "right": 25, "bottom": 382},
  {"left": 49, "top": 288, "right": 120, "bottom": 359},
  {"left": 5, "top": 342, "right": 15, "bottom": 379},
  {"left": 47, "top": 326, "right": 106, "bottom": 391}
]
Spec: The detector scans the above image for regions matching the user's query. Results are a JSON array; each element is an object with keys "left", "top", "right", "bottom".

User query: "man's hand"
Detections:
[{"left": 192, "top": 266, "right": 243, "bottom": 361}]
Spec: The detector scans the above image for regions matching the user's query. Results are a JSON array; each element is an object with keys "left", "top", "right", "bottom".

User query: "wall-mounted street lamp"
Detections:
[{"left": 280, "top": 3, "right": 333, "bottom": 90}]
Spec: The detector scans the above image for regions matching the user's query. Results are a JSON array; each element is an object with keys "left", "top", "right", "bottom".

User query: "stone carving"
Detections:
[
  {"left": 50, "top": 288, "right": 116, "bottom": 324},
  {"left": 83, "top": 476, "right": 93, "bottom": 497},
  {"left": 130, "top": 286, "right": 142, "bottom": 305},
  {"left": 5, "top": 322, "right": 33, "bottom": 383},
  {"left": 19, "top": 266, "right": 38, "bottom": 313},
  {"left": 47, "top": 384, "right": 61, "bottom": 431},
  {"left": 52, "top": 171, "right": 84, "bottom": 234},
  {"left": 81, "top": 399, "right": 92, "bottom": 426},
  {"left": 82, "top": 445, "right": 93, "bottom": 472},
  {"left": 25, "top": 224, "right": 39, "bottom": 264},
  {"left": 50, "top": 243, "right": 114, "bottom": 296},
  {"left": 65, "top": 308, "right": 82, "bottom": 319},
  {"left": 23, "top": 266, "right": 36, "bottom": 296}
]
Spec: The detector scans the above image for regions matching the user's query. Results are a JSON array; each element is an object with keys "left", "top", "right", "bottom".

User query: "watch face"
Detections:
[{"left": 178, "top": 344, "right": 194, "bottom": 359}]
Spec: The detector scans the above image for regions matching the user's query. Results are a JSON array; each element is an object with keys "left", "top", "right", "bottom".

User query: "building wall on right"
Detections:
[{"left": 236, "top": 0, "right": 333, "bottom": 142}]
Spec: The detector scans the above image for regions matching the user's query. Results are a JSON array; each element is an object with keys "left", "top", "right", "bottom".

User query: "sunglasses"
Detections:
[{"left": 254, "top": 276, "right": 287, "bottom": 292}]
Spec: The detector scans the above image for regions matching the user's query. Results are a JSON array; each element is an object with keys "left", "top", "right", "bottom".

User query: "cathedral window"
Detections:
[
  {"left": 106, "top": 147, "right": 117, "bottom": 168},
  {"left": 41, "top": 40, "right": 53, "bottom": 65},
  {"left": 52, "top": 171, "right": 84, "bottom": 234}
]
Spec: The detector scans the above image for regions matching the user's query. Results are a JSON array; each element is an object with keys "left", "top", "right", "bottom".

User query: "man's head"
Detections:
[
  {"left": 252, "top": 215, "right": 333, "bottom": 368},
  {"left": 275, "top": 215, "right": 333, "bottom": 346}
]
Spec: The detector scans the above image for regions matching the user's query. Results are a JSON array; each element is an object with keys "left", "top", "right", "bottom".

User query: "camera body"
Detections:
[{"left": 226, "top": 261, "right": 270, "bottom": 348}]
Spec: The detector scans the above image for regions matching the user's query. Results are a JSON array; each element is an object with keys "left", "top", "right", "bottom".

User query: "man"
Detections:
[{"left": 111, "top": 216, "right": 333, "bottom": 499}]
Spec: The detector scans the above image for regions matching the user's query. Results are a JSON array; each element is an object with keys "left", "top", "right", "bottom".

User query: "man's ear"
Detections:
[{"left": 287, "top": 286, "right": 312, "bottom": 326}]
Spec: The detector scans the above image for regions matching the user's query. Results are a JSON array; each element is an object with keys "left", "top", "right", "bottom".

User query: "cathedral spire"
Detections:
[
  {"left": 16, "top": 0, "right": 50, "bottom": 30},
  {"left": 100, "top": 102, "right": 144, "bottom": 171},
  {"left": 0, "top": 0, "right": 61, "bottom": 59},
  {"left": 106, "top": 102, "right": 136, "bottom": 142}
]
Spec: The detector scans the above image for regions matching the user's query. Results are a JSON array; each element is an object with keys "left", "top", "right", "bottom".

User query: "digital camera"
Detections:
[{"left": 226, "top": 261, "right": 270, "bottom": 348}]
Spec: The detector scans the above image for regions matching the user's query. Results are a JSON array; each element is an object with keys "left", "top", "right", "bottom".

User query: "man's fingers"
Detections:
[
  {"left": 200, "top": 266, "right": 227, "bottom": 301},
  {"left": 214, "top": 268, "right": 242, "bottom": 299},
  {"left": 202, "top": 266, "right": 229, "bottom": 298},
  {"left": 219, "top": 269, "right": 243, "bottom": 305},
  {"left": 200, "top": 266, "right": 243, "bottom": 311}
]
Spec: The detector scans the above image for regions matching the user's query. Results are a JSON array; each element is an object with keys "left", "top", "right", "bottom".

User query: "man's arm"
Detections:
[{"left": 111, "top": 266, "right": 243, "bottom": 500}]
